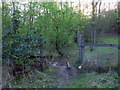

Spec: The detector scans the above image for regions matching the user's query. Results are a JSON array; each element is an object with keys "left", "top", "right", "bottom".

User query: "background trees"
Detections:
[
  {"left": 1, "top": 1, "right": 119, "bottom": 88},
  {"left": 2, "top": 1, "right": 118, "bottom": 74},
  {"left": 2, "top": 2, "right": 87, "bottom": 67}
]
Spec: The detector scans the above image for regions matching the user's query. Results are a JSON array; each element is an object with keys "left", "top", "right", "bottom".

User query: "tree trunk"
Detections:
[
  {"left": 55, "top": 27, "right": 64, "bottom": 56},
  {"left": 91, "top": 0, "right": 99, "bottom": 51}
]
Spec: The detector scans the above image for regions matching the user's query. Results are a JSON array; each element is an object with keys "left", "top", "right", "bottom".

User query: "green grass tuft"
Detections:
[{"left": 63, "top": 72, "right": 119, "bottom": 88}]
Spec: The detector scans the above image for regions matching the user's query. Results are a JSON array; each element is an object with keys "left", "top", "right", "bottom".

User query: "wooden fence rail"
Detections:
[
  {"left": 78, "top": 34, "right": 119, "bottom": 64},
  {"left": 85, "top": 43, "right": 119, "bottom": 48}
]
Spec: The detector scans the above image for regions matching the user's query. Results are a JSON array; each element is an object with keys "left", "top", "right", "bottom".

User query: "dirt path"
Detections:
[
  {"left": 57, "top": 66, "right": 70, "bottom": 85},
  {"left": 55, "top": 62, "right": 80, "bottom": 87}
]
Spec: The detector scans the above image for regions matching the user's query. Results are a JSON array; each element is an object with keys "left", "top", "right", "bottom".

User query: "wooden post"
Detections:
[{"left": 78, "top": 32, "right": 84, "bottom": 64}]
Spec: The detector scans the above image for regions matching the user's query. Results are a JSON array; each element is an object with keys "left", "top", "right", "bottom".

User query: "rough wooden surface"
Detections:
[
  {"left": 85, "top": 43, "right": 119, "bottom": 48},
  {"left": 78, "top": 34, "right": 84, "bottom": 64}
]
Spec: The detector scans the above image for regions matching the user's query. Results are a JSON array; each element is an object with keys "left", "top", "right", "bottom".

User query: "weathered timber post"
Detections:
[{"left": 77, "top": 32, "right": 84, "bottom": 64}]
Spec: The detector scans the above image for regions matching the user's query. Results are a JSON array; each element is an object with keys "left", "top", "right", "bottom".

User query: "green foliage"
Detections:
[
  {"left": 2, "top": 1, "right": 87, "bottom": 66},
  {"left": 95, "top": 10, "right": 118, "bottom": 33},
  {"left": 34, "top": 2, "right": 86, "bottom": 52},
  {"left": 2, "top": 1, "right": 118, "bottom": 71}
]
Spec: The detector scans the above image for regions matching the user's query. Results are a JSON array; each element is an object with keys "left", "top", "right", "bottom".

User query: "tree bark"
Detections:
[{"left": 55, "top": 27, "right": 64, "bottom": 56}]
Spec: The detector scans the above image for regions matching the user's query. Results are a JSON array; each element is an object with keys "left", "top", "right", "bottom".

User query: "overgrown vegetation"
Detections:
[
  {"left": 1, "top": 0, "right": 119, "bottom": 89},
  {"left": 2, "top": 2, "right": 87, "bottom": 66},
  {"left": 63, "top": 71, "right": 119, "bottom": 88}
]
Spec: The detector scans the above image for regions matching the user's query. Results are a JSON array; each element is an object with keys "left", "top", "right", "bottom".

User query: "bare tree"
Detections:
[
  {"left": 91, "top": 0, "right": 100, "bottom": 44},
  {"left": 79, "top": 0, "right": 81, "bottom": 12},
  {"left": 98, "top": 0, "right": 102, "bottom": 15},
  {"left": 118, "top": 1, "right": 120, "bottom": 34},
  {"left": 90, "top": 0, "right": 100, "bottom": 51}
]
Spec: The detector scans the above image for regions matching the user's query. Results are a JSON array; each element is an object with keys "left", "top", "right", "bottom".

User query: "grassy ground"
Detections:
[
  {"left": 63, "top": 34, "right": 119, "bottom": 88},
  {"left": 9, "top": 34, "right": 119, "bottom": 88},
  {"left": 85, "top": 35, "right": 118, "bottom": 59},
  {"left": 10, "top": 68, "right": 59, "bottom": 88},
  {"left": 63, "top": 71, "right": 119, "bottom": 88}
]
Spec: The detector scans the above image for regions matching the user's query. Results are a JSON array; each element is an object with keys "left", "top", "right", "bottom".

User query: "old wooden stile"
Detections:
[{"left": 77, "top": 32, "right": 119, "bottom": 65}]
